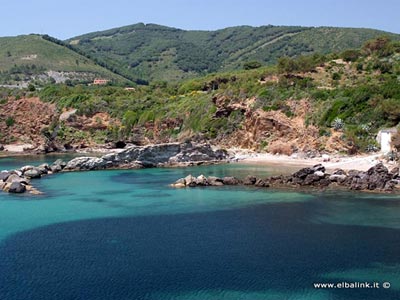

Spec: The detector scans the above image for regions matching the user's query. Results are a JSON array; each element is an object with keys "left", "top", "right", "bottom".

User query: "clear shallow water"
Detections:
[{"left": 0, "top": 156, "right": 399, "bottom": 300}]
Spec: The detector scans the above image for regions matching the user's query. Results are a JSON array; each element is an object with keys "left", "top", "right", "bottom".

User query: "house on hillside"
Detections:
[
  {"left": 376, "top": 128, "right": 398, "bottom": 153},
  {"left": 93, "top": 78, "right": 109, "bottom": 85}
]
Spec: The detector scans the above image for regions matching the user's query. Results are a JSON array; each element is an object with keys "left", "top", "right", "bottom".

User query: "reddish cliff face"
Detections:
[
  {"left": 212, "top": 96, "right": 349, "bottom": 153},
  {"left": 0, "top": 97, "right": 57, "bottom": 147},
  {"left": 0, "top": 96, "right": 350, "bottom": 154},
  {"left": 0, "top": 97, "right": 120, "bottom": 151}
]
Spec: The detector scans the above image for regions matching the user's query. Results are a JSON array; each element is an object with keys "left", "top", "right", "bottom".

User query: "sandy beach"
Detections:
[{"left": 231, "top": 150, "right": 394, "bottom": 172}]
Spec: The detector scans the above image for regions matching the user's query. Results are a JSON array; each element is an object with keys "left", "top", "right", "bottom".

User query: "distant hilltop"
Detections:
[{"left": 0, "top": 23, "right": 399, "bottom": 85}]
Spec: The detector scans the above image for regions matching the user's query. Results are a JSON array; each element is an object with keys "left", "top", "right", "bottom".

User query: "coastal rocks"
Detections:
[
  {"left": 207, "top": 176, "right": 224, "bottom": 186},
  {"left": 171, "top": 174, "right": 239, "bottom": 188},
  {"left": 222, "top": 176, "right": 241, "bottom": 185},
  {"left": 50, "top": 159, "right": 67, "bottom": 173},
  {"left": 64, "top": 142, "right": 227, "bottom": 171},
  {"left": 65, "top": 157, "right": 108, "bottom": 171},
  {"left": 24, "top": 168, "right": 42, "bottom": 179},
  {"left": 1, "top": 142, "right": 226, "bottom": 195},
  {"left": 172, "top": 162, "right": 400, "bottom": 193},
  {"left": 0, "top": 171, "right": 10, "bottom": 181},
  {"left": 0, "top": 172, "right": 38, "bottom": 194},
  {"left": 243, "top": 175, "right": 257, "bottom": 185},
  {"left": 8, "top": 182, "right": 26, "bottom": 193},
  {"left": 0, "top": 163, "right": 58, "bottom": 195}
]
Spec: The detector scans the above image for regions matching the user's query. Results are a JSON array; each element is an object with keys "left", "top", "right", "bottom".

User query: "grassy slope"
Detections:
[
  {"left": 0, "top": 35, "right": 126, "bottom": 81},
  {"left": 67, "top": 23, "right": 400, "bottom": 82}
]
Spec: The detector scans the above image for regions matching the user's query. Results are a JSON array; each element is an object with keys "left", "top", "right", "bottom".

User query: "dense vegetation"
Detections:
[
  {"left": 68, "top": 23, "right": 399, "bottom": 82},
  {"left": 11, "top": 36, "right": 395, "bottom": 153},
  {"left": 1, "top": 24, "right": 398, "bottom": 87}
]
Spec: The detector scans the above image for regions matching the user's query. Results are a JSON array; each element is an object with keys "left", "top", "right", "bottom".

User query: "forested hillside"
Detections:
[
  {"left": 68, "top": 23, "right": 399, "bottom": 82},
  {"left": 2, "top": 36, "right": 398, "bottom": 155}
]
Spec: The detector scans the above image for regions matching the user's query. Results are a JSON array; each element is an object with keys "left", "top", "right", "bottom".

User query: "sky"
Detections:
[{"left": 1, "top": 0, "right": 399, "bottom": 39}]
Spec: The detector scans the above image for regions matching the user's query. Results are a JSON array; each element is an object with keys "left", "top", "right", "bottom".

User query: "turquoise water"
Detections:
[{"left": 0, "top": 155, "right": 399, "bottom": 300}]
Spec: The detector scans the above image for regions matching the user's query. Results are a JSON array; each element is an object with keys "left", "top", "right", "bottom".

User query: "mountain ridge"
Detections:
[
  {"left": 66, "top": 23, "right": 400, "bottom": 82},
  {"left": 1, "top": 23, "right": 399, "bottom": 86}
]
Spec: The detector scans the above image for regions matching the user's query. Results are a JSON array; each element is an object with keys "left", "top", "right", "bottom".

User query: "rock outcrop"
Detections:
[
  {"left": 171, "top": 163, "right": 400, "bottom": 193},
  {"left": 1, "top": 142, "right": 227, "bottom": 195},
  {"left": 64, "top": 142, "right": 227, "bottom": 171}
]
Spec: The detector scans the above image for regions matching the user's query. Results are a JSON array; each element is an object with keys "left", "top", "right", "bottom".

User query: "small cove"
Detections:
[{"left": 0, "top": 155, "right": 399, "bottom": 299}]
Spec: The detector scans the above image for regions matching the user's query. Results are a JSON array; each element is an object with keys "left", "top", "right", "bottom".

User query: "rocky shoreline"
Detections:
[
  {"left": 171, "top": 163, "right": 400, "bottom": 193},
  {"left": 2, "top": 141, "right": 400, "bottom": 195},
  {"left": 0, "top": 142, "right": 228, "bottom": 195}
]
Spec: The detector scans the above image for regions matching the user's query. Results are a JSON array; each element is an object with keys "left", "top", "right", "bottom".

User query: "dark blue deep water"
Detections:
[{"left": 0, "top": 156, "right": 399, "bottom": 300}]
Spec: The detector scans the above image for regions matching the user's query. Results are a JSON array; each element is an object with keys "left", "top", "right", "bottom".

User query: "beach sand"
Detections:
[{"left": 232, "top": 151, "right": 394, "bottom": 172}]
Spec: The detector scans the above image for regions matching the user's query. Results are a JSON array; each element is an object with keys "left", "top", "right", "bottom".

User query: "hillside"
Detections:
[
  {"left": 67, "top": 23, "right": 400, "bottom": 82},
  {"left": 2, "top": 36, "right": 399, "bottom": 156},
  {"left": 0, "top": 35, "right": 128, "bottom": 86}
]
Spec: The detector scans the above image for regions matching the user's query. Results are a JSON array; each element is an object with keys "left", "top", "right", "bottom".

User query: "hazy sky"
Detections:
[{"left": 2, "top": 0, "right": 399, "bottom": 39}]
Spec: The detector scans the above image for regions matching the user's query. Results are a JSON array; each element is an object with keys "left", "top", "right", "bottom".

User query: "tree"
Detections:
[
  {"left": 243, "top": 61, "right": 262, "bottom": 70},
  {"left": 28, "top": 84, "right": 36, "bottom": 92},
  {"left": 341, "top": 49, "right": 361, "bottom": 62}
]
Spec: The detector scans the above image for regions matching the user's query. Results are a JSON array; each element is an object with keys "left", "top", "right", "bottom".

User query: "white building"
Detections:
[{"left": 376, "top": 128, "right": 398, "bottom": 154}]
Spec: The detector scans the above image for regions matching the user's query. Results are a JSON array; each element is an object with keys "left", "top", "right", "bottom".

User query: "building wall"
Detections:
[{"left": 380, "top": 132, "right": 392, "bottom": 153}]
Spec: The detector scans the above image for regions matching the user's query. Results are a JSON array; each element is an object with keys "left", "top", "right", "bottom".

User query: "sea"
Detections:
[{"left": 0, "top": 155, "right": 399, "bottom": 300}]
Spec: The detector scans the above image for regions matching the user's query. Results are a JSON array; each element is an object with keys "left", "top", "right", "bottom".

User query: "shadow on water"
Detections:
[{"left": 0, "top": 202, "right": 399, "bottom": 300}]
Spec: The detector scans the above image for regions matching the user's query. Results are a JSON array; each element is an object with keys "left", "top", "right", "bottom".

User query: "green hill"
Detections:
[
  {"left": 67, "top": 23, "right": 400, "bottom": 82},
  {"left": 0, "top": 34, "right": 127, "bottom": 86},
  {"left": 30, "top": 36, "right": 400, "bottom": 154}
]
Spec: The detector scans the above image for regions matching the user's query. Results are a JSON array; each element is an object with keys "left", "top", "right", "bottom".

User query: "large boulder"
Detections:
[
  {"left": 255, "top": 178, "right": 269, "bottom": 187},
  {"left": 303, "top": 174, "right": 322, "bottom": 185},
  {"left": 37, "top": 163, "right": 50, "bottom": 175},
  {"left": 53, "top": 159, "right": 67, "bottom": 168},
  {"left": 312, "top": 164, "right": 326, "bottom": 173},
  {"left": 8, "top": 182, "right": 26, "bottom": 193},
  {"left": 24, "top": 168, "right": 41, "bottom": 179},
  {"left": 50, "top": 164, "right": 62, "bottom": 173},
  {"left": 292, "top": 167, "right": 314, "bottom": 179},
  {"left": 329, "top": 174, "right": 347, "bottom": 183},
  {"left": 207, "top": 176, "right": 224, "bottom": 186},
  {"left": 64, "top": 157, "right": 107, "bottom": 171},
  {"left": 170, "top": 178, "right": 186, "bottom": 188},
  {"left": 332, "top": 168, "right": 346, "bottom": 175},
  {"left": 243, "top": 175, "right": 257, "bottom": 185},
  {"left": 6, "top": 174, "right": 29, "bottom": 185},
  {"left": 20, "top": 165, "right": 35, "bottom": 173},
  {"left": 195, "top": 175, "right": 208, "bottom": 186},
  {"left": 222, "top": 177, "right": 241, "bottom": 185},
  {"left": 350, "top": 173, "right": 369, "bottom": 190},
  {"left": 366, "top": 163, "right": 392, "bottom": 190},
  {"left": 184, "top": 174, "right": 196, "bottom": 187},
  {"left": 0, "top": 171, "right": 11, "bottom": 181}
]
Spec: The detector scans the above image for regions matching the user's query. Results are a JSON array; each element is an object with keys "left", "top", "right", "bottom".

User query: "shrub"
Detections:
[
  {"left": 341, "top": 49, "right": 361, "bottom": 62},
  {"left": 331, "top": 117, "right": 344, "bottom": 131},
  {"left": 5, "top": 116, "right": 15, "bottom": 127},
  {"left": 243, "top": 61, "right": 262, "bottom": 70},
  {"left": 332, "top": 72, "right": 341, "bottom": 80}
]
